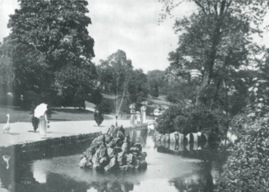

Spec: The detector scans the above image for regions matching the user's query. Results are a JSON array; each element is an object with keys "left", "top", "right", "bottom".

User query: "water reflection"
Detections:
[
  {"left": 87, "top": 181, "right": 134, "bottom": 192},
  {"left": 169, "top": 161, "right": 218, "bottom": 192},
  {"left": 0, "top": 129, "right": 220, "bottom": 192}
]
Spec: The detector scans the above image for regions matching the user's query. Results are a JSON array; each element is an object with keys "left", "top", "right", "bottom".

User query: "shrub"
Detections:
[
  {"left": 156, "top": 104, "right": 229, "bottom": 141},
  {"left": 155, "top": 104, "right": 183, "bottom": 134},
  {"left": 215, "top": 117, "right": 269, "bottom": 192}
]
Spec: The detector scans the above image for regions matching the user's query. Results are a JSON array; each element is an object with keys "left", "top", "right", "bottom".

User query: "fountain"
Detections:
[
  {"left": 79, "top": 126, "right": 148, "bottom": 172},
  {"left": 113, "top": 72, "right": 131, "bottom": 126}
]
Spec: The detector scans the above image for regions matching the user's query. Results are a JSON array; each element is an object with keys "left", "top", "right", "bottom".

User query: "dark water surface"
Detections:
[{"left": 0, "top": 134, "right": 220, "bottom": 192}]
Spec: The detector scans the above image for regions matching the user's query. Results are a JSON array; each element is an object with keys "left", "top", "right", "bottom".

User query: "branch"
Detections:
[
  {"left": 194, "top": 0, "right": 208, "bottom": 14},
  {"left": 213, "top": 1, "right": 218, "bottom": 15},
  {"left": 172, "top": 0, "right": 185, "bottom": 9},
  {"left": 223, "top": 0, "right": 233, "bottom": 16},
  {"left": 219, "top": 0, "right": 227, "bottom": 16},
  {"left": 185, "top": 26, "right": 210, "bottom": 54}
]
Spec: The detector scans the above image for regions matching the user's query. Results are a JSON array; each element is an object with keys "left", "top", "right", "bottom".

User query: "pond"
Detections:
[{"left": 0, "top": 131, "right": 221, "bottom": 192}]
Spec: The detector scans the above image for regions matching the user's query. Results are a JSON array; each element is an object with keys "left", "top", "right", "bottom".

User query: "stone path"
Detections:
[{"left": 0, "top": 118, "right": 133, "bottom": 147}]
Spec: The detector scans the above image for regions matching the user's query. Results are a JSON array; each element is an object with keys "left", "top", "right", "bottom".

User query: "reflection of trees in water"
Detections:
[
  {"left": 127, "top": 128, "right": 147, "bottom": 147},
  {"left": 170, "top": 161, "right": 215, "bottom": 192},
  {"left": 88, "top": 181, "right": 134, "bottom": 192},
  {"left": 155, "top": 134, "right": 224, "bottom": 192},
  {"left": 0, "top": 160, "right": 137, "bottom": 192},
  {"left": 0, "top": 163, "right": 12, "bottom": 190}
]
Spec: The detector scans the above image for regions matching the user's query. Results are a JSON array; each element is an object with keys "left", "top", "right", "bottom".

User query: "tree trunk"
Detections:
[{"left": 196, "top": 16, "right": 223, "bottom": 105}]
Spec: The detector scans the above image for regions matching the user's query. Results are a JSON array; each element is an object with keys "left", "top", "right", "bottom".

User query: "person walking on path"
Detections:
[
  {"left": 34, "top": 103, "right": 48, "bottom": 138},
  {"left": 94, "top": 109, "right": 104, "bottom": 126}
]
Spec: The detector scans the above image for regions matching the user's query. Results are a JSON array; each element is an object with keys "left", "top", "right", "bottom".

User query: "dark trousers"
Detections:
[{"left": 32, "top": 116, "right": 39, "bottom": 131}]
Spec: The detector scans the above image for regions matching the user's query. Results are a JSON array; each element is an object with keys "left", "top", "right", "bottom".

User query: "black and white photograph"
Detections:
[{"left": 0, "top": 0, "right": 269, "bottom": 191}]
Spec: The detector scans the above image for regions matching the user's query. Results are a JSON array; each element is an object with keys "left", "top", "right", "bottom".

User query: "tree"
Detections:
[
  {"left": 128, "top": 69, "right": 149, "bottom": 105},
  {"left": 0, "top": 51, "right": 14, "bottom": 93},
  {"left": 159, "top": 0, "right": 269, "bottom": 106},
  {"left": 147, "top": 70, "right": 165, "bottom": 97},
  {"left": 7, "top": 0, "right": 96, "bottom": 106},
  {"left": 8, "top": 0, "right": 94, "bottom": 64},
  {"left": 54, "top": 59, "right": 97, "bottom": 107},
  {"left": 165, "top": 80, "right": 197, "bottom": 104},
  {"left": 89, "top": 88, "right": 103, "bottom": 105},
  {"left": 97, "top": 50, "right": 133, "bottom": 94},
  {"left": 245, "top": 48, "right": 269, "bottom": 118},
  {"left": 97, "top": 50, "right": 136, "bottom": 114},
  {"left": 156, "top": 104, "right": 228, "bottom": 139},
  {"left": 97, "top": 51, "right": 149, "bottom": 113}
]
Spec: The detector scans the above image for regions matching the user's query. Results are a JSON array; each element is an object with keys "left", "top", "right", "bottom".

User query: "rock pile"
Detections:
[{"left": 79, "top": 126, "right": 147, "bottom": 172}]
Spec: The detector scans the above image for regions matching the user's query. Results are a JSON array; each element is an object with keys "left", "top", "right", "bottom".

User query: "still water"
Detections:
[{"left": 0, "top": 134, "right": 220, "bottom": 192}]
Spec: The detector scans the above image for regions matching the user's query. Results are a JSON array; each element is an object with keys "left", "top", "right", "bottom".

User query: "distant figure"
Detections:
[
  {"left": 129, "top": 103, "right": 136, "bottom": 124},
  {"left": 136, "top": 111, "right": 141, "bottom": 125},
  {"left": 34, "top": 103, "right": 48, "bottom": 138},
  {"left": 94, "top": 109, "right": 104, "bottom": 126},
  {"left": 3, "top": 114, "right": 11, "bottom": 134},
  {"left": 153, "top": 107, "right": 161, "bottom": 121},
  {"left": 140, "top": 105, "right": 147, "bottom": 123}
]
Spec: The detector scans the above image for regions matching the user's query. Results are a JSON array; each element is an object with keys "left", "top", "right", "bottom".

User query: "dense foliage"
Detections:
[
  {"left": 128, "top": 69, "right": 148, "bottom": 105},
  {"left": 97, "top": 50, "right": 133, "bottom": 94},
  {"left": 147, "top": 70, "right": 165, "bottom": 97},
  {"left": 156, "top": 104, "right": 228, "bottom": 140},
  {"left": 165, "top": 80, "right": 197, "bottom": 104},
  {"left": 160, "top": 0, "right": 268, "bottom": 111},
  {"left": 215, "top": 117, "right": 269, "bottom": 192},
  {"left": 97, "top": 50, "right": 148, "bottom": 112},
  {"left": 2, "top": 0, "right": 97, "bottom": 107}
]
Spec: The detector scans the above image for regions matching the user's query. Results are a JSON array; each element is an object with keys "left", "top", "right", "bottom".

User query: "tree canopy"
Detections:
[
  {"left": 97, "top": 50, "right": 149, "bottom": 112},
  {"left": 5, "top": 0, "right": 97, "bottom": 107},
  {"left": 160, "top": 0, "right": 269, "bottom": 108},
  {"left": 97, "top": 50, "right": 133, "bottom": 95}
]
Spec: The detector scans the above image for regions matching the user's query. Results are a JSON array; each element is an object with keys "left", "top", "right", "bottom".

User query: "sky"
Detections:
[
  {"left": 86, "top": 0, "right": 195, "bottom": 72},
  {"left": 0, "top": 0, "right": 196, "bottom": 73}
]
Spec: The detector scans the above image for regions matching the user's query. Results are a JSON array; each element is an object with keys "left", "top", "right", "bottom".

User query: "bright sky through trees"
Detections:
[{"left": 0, "top": 0, "right": 268, "bottom": 72}]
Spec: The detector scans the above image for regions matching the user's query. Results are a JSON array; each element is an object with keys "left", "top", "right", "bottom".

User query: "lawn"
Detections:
[
  {"left": 0, "top": 94, "right": 170, "bottom": 124},
  {"left": 0, "top": 106, "right": 112, "bottom": 124}
]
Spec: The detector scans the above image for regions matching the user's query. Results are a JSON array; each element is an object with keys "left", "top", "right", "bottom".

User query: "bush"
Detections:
[
  {"left": 156, "top": 104, "right": 229, "bottom": 140},
  {"left": 155, "top": 104, "right": 183, "bottom": 134},
  {"left": 215, "top": 117, "right": 269, "bottom": 192}
]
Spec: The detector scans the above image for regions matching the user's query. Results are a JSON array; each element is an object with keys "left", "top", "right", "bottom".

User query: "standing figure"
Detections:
[
  {"left": 34, "top": 103, "right": 48, "bottom": 139},
  {"left": 140, "top": 105, "right": 147, "bottom": 124},
  {"left": 153, "top": 107, "right": 161, "bottom": 121},
  {"left": 129, "top": 104, "right": 135, "bottom": 124},
  {"left": 94, "top": 109, "right": 104, "bottom": 126},
  {"left": 136, "top": 111, "right": 141, "bottom": 125}
]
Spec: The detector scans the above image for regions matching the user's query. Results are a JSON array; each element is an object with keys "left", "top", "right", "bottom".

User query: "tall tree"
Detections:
[
  {"left": 97, "top": 50, "right": 133, "bottom": 94},
  {"left": 7, "top": 0, "right": 96, "bottom": 106},
  {"left": 160, "top": 0, "right": 269, "bottom": 106},
  {"left": 0, "top": 40, "right": 14, "bottom": 93},
  {"left": 128, "top": 69, "right": 149, "bottom": 104},
  {"left": 147, "top": 70, "right": 165, "bottom": 97}
]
